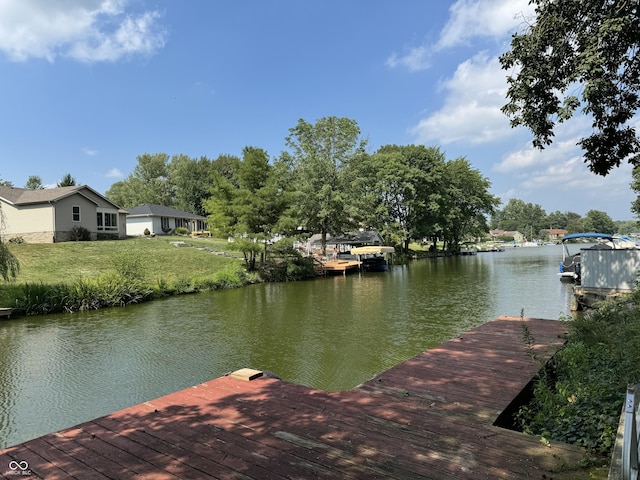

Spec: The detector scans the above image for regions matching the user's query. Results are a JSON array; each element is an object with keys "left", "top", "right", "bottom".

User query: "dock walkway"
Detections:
[{"left": 0, "top": 317, "right": 591, "bottom": 479}]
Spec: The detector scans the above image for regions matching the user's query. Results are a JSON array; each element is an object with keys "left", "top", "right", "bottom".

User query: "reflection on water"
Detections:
[{"left": 0, "top": 245, "right": 573, "bottom": 448}]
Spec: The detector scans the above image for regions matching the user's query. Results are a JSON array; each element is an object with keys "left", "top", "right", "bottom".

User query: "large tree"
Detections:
[
  {"left": 106, "top": 153, "right": 173, "bottom": 208},
  {"left": 492, "top": 198, "right": 547, "bottom": 236},
  {"left": 500, "top": 0, "right": 640, "bottom": 175},
  {"left": 440, "top": 158, "right": 499, "bottom": 252},
  {"left": 204, "top": 147, "right": 293, "bottom": 270},
  {"left": 285, "top": 117, "right": 367, "bottom": 255},
  {"left": 351, "top": 145, "right": 448, "bottom": 251}
]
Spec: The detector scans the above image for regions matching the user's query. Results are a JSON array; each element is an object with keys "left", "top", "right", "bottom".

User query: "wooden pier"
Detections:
[
  {"left": 0, "top": 308, "right": 12, "bottom": 319},
  {"left": 317, "top": 259, "right": 361, "bottom": 275},
  {"left": 0, "top": 317, "right": 593, "bottom": 479}
]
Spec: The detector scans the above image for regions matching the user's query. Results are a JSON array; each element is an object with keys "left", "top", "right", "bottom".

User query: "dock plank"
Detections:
[{"left": 0, "top": 316, "right": 592, "bottom": 479}]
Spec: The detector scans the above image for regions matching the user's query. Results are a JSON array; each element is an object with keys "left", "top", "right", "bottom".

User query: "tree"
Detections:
[
  {"left": 285, "top": 117, "right": 367, "bottom": 255},
  {"left": 500, "top": 1, "right": 640, "bottom": 175},
  {"left": 439, "top": 158, "right": 499, "bottom": 252},
  {"left": 57, "top": 173, "right": 77, "bottom": 187},
  {"left": 0, "top": 175, "right": 12, "bottom": 187},
  {"left": 204, "top": 147, "right": 294, "bottom": 270},
  {"left": 583, "top": 209, "right": 616, "bottom": 234},
  {"left": 24, "top": 175, "right": 44, "bottom": 190},
  {"left": 351, "top": 145, "right": 448, "bottom": 251},
  {"left": 106, "top": 153, "right": 173, "bottom": 208},
  {"left": 492, "top": 198, "right": 547, "bottom": 236},
  {"left": 0, "top": 207, "right": 19, "bottom": 281},
  {"left": 169, "top": 155, "right": 215, "bottom": 216}
]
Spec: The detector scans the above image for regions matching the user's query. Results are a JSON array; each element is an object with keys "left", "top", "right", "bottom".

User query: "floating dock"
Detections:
[{"left": 0, "top": 317, "right": 592, "bottom": 479}]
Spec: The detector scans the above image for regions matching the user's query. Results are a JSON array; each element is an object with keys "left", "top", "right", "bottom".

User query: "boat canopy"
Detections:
[
  {"left": 561, "top": 232, "right": 613, "bottom": 242},
  {"left": 350, "top": 246, "right": 395, "bottom": 255}
]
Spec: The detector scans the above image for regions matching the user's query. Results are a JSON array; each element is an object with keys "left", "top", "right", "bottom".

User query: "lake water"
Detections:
[{"left": 0, "top": 245, "right": 574, "bottom": 449}]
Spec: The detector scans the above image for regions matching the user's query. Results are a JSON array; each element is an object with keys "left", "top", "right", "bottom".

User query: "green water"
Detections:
[{"left": 0, "top": 246, "right": 573, "bottom": 449}]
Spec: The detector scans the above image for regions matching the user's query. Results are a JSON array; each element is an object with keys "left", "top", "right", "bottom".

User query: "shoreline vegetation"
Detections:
[
  {"left": 1, "top": 236, "right": 634, "bottom": 474},
  {"left": 0, "top": 236, "right": 261, "bottom": 317}
]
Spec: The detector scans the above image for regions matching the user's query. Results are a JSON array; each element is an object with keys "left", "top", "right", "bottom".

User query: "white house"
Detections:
[{"left": 126, "top": 204, "right": 208, "bottom": 236}]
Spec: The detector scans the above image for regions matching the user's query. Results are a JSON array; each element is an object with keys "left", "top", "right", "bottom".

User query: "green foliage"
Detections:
[
  {"left": 57, "top": 173, "right": 76, "bottom": 187},
  {"left": 112, "top": 251, "right": 146, "bottom": 283},
  {"left": 285, "top": 117, "right": 367, "bottom": 254},
  {"left": 143, "top": 228, "right": 151, "bottom": 236},
  {"left": 518, "top": 291, "right": 640, "bottom": 456},
  {"left": 174, "top": 227, "right": 188, "bottom": 235},
  {"left": 24, "top": 175, "right": 44, "bottom": 190},
  {"left": 209, "top": 263, "right": 246, "bottom": 289},
  {"left": 69, "top": 226, "right": 91, "bottom": 241},
  {"left": 500, "top": 0, "right": 640, "bottom": 175},
  {"left": 0, "top": 242, "right": 20, "bottom": 281}
]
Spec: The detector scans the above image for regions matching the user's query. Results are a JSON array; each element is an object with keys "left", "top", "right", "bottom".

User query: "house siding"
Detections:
[
  {"left": 0, "top": 186, "right": 126, "bottom": 243},
  {"left": 0, "top": 203, "right": 56, "bottom": 243}
]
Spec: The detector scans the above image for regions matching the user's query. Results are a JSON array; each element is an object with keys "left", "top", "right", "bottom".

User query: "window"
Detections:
[
  {"left": 97, "top": 212, "right": 118, "bottom": 231},
  {"left": 72, "top": 206, "right": 80, "bottom": 222},
  {"left": 161, "top": 217, "right": 170, "bottom": 232}
]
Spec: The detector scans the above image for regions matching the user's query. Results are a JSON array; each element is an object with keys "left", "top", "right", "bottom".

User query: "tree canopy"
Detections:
[
  {"left": 500, "top": 0, "right": 640, "bottom": 175},
  {"left": 57, "top": 173, "right": 76, "bottom": 187},
  {"left": 24, "top": 175, "right": 44, "bottom": 190},
  {"left": 285, "top": 117, "right": 367, "bottom": 255}
]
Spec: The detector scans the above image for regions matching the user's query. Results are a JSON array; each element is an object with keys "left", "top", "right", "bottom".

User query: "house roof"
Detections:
[
  {"left": 310, "top": 230, "right": 384, "bottom": 246},
  {"left": 126, "top": 204, "right": 207, "bottom": 220},
  {"left": 0, "top": 185, "right": 123, "bottom": 210}
]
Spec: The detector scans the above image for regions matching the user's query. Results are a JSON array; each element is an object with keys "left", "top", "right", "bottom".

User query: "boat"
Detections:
[
  {"left": 559, "top": 232, "right": 614, "bottom": 282},
  {"left": 350, "top": 246, "right": 395, "bottom": 272}
]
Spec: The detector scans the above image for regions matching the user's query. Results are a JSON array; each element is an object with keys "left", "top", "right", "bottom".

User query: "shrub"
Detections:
[
  {"left": 175, "top": 227, "right": 188, "bottom": 235},
  {"left": 144, "top": 228, "right": 151, "bottom": 236},
  {"left": 517, "top": 289, "right": 640, "bottom": 457},
  {"left": 69, "top": 226, "right": 91, "bottom": 241},
  {"left": 8, "top": 237, "right": 24, "bottom": 244}
]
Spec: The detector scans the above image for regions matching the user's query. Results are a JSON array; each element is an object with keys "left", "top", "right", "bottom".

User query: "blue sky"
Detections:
[{"left": 0, "top": 0, "right": 636, "bottom": 220}]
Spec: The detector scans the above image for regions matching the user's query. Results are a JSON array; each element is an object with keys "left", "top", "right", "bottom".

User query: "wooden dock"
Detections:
[
  {"left": 318, "top": 259, "right": 361, "bottom": 275},
  {"left": 0, "top": 308, "right": 12, "bottom": 319},
  {"left": 0, "top": 316, "right": 593, "bottom": 479}
]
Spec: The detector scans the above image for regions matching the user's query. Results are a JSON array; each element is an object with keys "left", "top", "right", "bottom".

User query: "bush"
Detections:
[
  {"left": 144, "top": 228, "right": 151, "bottom": 236},
  {"left": 69, "top": 226, "right": 91, "bottom": 241},
  {"left": 175, "top": 227, "right": 188, "bottom": 235},
  {"left": 517, "top": 290, "right": 640, "bottom": 457},
  {"left": 8, "top": 237, "right": 24, "bottom": 244}
]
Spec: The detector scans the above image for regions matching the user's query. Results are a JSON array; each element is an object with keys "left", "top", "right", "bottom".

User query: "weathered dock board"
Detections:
[
  {"left": 0, "top": 316, "right": 591, "bottom": 479},
  {"left": 0, "top": 308, "right": 12, "bottom": 319}
]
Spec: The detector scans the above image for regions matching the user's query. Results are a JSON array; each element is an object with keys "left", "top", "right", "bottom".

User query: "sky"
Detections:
[{"left": 0, "top": 0, "right": 636, "bottom": 220}]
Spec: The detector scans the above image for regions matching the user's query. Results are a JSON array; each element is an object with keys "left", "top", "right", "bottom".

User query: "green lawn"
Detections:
[{"left": 4, "top": 236, "right": 241, "bottom": 285}]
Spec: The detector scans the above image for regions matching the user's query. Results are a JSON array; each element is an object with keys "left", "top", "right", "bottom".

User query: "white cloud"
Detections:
[
  {"left": 386, "top": 45, "right": 431, "bottom": 72},
  {"left": 0, "top": 0, "right": 166, "bottom": 63},
  {"left": 436, "top": 0, "right": 534, "bottom": 50},
  {"left": 82, "top": 147, "right": 98, "bottom": 156},
  {"left": 386, "top": 0, "right": 534, "bottom": 71},
  {"left": 410, "top": 53, "right": 512, "bottom": 145},
  {"left": 106, "top": 167, "right": 123, "bottom": 178}
]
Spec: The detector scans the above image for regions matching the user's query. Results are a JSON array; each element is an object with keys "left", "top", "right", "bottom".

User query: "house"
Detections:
[
  {"left": 307, "top": 229, "right": 386, "bottom": 255},
  {"left": 126, "top": 204, "right": 208, "bottom": 236},
  {"left": 541, "top": 228, "right": 567, "bottom": 240},
  {"left": 489, "top": 229, "right": 525, "bottom": 243},
  {"left": 0, "top": 185, "right": 127, "bottom": 243}
]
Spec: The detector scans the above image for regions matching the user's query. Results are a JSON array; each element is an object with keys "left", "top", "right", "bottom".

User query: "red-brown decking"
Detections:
[{"left": 0, "top": 316, "right": 591, "bottom": 479}]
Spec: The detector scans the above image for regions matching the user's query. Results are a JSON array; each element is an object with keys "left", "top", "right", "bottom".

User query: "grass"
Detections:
[{"left": 4, "top": 235, "right": 240, "bottom": 285}]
